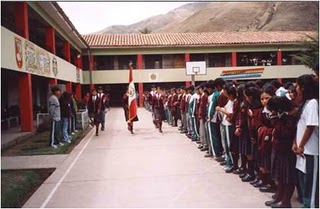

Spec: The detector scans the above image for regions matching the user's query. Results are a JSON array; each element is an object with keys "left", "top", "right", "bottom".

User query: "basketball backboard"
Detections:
[{"left": 186, "top": 61, "right": 207, "bottom": 75}]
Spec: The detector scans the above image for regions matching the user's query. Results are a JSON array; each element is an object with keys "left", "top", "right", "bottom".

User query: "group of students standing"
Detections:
[
  {"left": 48, "top": 86, "right": 79, "bottom": 148},
  {"left": 145, "top": 74, "right": 318, "bottom": 208}
]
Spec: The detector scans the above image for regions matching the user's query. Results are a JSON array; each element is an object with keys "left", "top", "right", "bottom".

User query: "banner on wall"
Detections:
[
  {"left": 14, "top": 37, "right": 23, "bottom": 69},
  {"left": 24, "top": 40, "right": 51, "bottom": 76}
]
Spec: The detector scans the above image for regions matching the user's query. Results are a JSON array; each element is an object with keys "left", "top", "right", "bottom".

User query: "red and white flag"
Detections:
[{"left": 128, "top": 63, "right": 137, "bottom": 121}]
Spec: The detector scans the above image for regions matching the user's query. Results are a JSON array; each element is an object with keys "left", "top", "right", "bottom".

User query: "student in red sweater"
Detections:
[{"left": 265, "top": 96, "right": 298, "bottom": 208}]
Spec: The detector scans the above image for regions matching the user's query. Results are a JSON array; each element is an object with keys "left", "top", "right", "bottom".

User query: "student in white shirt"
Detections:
[
  {"left": 293, "top": 74, "right": 319, "bottom": 208},
  {"left": 216, "top": 84, "right": 238, "bottom": 173}
]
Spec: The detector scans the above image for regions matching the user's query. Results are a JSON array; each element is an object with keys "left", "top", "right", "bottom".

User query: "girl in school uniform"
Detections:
[
  {"left": 234, "top": 84, "right": 251, "bottom": 176},
  {"left": 293, "top": 74, "right": 319, "bottom": 208},
  {"left": 265, "top": 96, "right": 298, "bottom": 208},
  {"left": 254, "top": 85, "right": 277, "bottom": 193},
  {"left": 241, "top": 87, "right": 263, "bottom": 182}
]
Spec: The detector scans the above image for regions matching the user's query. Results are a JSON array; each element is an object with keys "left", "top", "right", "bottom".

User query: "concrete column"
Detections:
[
  {"left": 277, "top": 50, "right": 282, "bottom": 83},
  {"left": 90, "top": 55, "right": 95, "bottom": 90},
  {"left": 64, "top": 42, "right": 71, "bottom": 62},
  {"left": 137, "top": 54, "right": 144, "bottom": 107},
  {"left": 46, "top": 26, "right": 56, "bottom": 54},
  {"left": 76, "top": 83, "right": 82, "bottom": 100},
  {"left": 19, "top": 73, "right": 33, "bottom": 131},
  {"left": 185, "top": 53, "right": 191, "bottom": 87},
  {"left": 15, "top": 2, "right": 29, "bottom": 40},
  {"left": 49, "top": 79, "right": 57, "bottom": 85},
  {"left": 66, "top": 82, "right": 72, "bottom": 93},
  {"left": 231, "top": 52, "right": 237, "bottom": 67}
]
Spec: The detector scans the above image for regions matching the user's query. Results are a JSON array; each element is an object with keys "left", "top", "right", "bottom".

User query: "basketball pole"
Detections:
[{"left": 191, "top": 74, "right": 195, "bottom": 86}]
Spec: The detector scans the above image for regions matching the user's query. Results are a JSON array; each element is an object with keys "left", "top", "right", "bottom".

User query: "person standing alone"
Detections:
[{"left": 48, "top": 86, "right": 62, "bottom": 148}]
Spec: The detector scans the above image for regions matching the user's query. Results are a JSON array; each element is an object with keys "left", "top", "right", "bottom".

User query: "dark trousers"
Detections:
[
  {"left": 298, "top": 154, "right": 319, "bottom": 208},
  {"left": 49, "top": 120, "right": 61, "bottom": 146},
  {"left": 211, "top": 122, "right": 224, "bottom": 157}
]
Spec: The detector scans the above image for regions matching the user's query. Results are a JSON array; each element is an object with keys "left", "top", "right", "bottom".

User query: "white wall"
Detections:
[
  {"left": 82, "top": 65, "right": 313, "bottom": 84},
  {"left": 1, "top": 26, "right": 83, "bottom": 83}
]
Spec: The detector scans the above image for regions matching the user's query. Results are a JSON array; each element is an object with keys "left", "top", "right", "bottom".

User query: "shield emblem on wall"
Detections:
[
  {"left": 52, "top": 56, "right": 58, "bottom": 77},
  {"left": 15, "top": 37, "right": 23, "bottom": 69}
]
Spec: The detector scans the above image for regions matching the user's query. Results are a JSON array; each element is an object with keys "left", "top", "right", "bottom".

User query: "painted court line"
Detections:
[{"left": 40, "top": 130, "right": 95, "bottom": 208}]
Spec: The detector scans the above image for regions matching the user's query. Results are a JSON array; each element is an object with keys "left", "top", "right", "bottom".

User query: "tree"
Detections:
[
  {"left": 139, "top": 28, "right": 152, "bottom": 34},
  {"left": 294, "top": 33, "right": 319, "bottom": 77}
]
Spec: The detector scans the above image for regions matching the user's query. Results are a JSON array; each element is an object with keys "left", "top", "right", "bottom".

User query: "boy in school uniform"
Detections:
[{"left": 48, "top": 86, "right": 62, "bottom": 148}]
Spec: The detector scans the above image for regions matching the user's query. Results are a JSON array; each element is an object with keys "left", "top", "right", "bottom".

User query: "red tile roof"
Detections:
[{"left": 82, "top": 31, "right": 316, "bottom": 48}]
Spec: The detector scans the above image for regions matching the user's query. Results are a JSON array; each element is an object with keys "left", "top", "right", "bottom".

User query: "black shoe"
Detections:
[
  {"left": 96, "top": 132, "right": 99, "bottom": 136},
  {"left": 180, "top": 131, "right": 188, "bottom": 134},
  {"left": 200, "top": 147, "right": 209, "bottom": 152},
  {"left": 204, "top": 153, "right": 213, "bottom": 158},
  {"left": 159, "top": 129, "right": 163, "bottom": 133},
  {"left": 271, "top": 202, "right": 291, "bottom": 208},
  {"left": 239, "top": 172, "right": 247, "bottom": 178},
  {"left": 215, "top": 156, "right": 225, "bottom": 162},
  {"left": 232, "top": 167, "right": 245, "bottom": 175},
  {"left": 220, "top": 161, "right": 227, "bottom": 166},
  {"left": 242, "top": 174, "right": 255, "bottom": 182},
  {"left": 272, "top": 194, "right": 277, "bottom": 200},
  {"left": 101, "top": 127, "right": 105, "bottom": 131},
  {"left": 198, "top": 145, "right": 203, "bottom": 149},
  {"left": 253, "top": 180, "right": 265, "bottom": 188},
  {"left": 259, "top": 184, "right": 277, "bottom": 193},
  {"left": 250, "top": 178, "right": 260, "bottom": 185},
  {"left": 265, "top": 199, "right": 281, "bottom": 207},
  {"left": 225, "top": 166, "right": 236, "bottom": 173}
]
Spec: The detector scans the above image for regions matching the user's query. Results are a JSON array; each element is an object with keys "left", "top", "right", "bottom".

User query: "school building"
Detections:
[{"left": 1, "top": 1, "right": 316, "bottom": 133}]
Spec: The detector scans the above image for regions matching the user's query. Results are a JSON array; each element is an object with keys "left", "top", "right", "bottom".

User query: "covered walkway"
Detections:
[{"left": 24, "top": 108, "right": 275, "bottom": 208}]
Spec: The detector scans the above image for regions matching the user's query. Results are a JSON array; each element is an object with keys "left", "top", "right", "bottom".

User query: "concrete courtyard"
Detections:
[{"left": 23, "top": 108, "right": 282, "bottom": 208}]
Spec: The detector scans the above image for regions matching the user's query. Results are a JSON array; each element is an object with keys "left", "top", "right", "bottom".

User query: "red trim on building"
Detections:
[
  {"left": 277, "top": 50, "right": 282, "bottom": 83},
  {"left": 137, "top": 54, "right": 144, "bottom": 107},
  {"left": 185, "top": 53, "right": 191, "bottom": 87},
  {"left": 49, "top": 79, "right": 57, "bottom": 85},
  {"left": 75, "top": 83, "right": 82, "bottom": 100},
  {"left": 89, "top": 55, "right": 95, "bottom": 90},
  {"left": 66, "top": 82, "right": 72, "bottom": 93},
  {"left": 277, "top": 50, "right": 282, "bottom": 65},
  {"left": 19, "top": 73, "right": 33, "bottom": 131},
  {"left": 64, "top": 42, "right": 71, "bottom": 62},
  {"left": 15, "top": 2, "right": 29, "bottom": 40},
  {"left": 231, "top": 52, "right": 237, "bottom": 67},
  {"left": 46, "top": 26, "right": 56, "bottom": 54}
]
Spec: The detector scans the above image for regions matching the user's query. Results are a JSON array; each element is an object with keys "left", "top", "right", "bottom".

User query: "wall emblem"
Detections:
[
  {"left": 149, "top": 73, "right": 159, "bottom": 82},
  {"left": 15, "top": 37, "right": 23, "bottom": 69},
  {"left": 76, "top": 67, "right": 80, "bottom": 83},
  {"left": 52, "top": 56, "right": 58, "bottom": 77}
]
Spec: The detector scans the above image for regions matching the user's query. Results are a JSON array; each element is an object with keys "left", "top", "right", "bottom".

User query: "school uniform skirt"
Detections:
[
  {"left": 257, "top": 144, "right": 272, "bottom": 170},
  {"left": 154, "top": 107, "right": 164, "bottom": 121},
  {"left": 271, "top": 149, "right": 297, "bottom": 184},
  {"left": 238, "top": 127, "right": 252, "bottom": 156}
]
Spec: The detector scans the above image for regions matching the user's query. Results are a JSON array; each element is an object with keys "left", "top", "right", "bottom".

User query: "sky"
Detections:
[{"left": 58, "top": 2, "right": 190, "bottom": 35}]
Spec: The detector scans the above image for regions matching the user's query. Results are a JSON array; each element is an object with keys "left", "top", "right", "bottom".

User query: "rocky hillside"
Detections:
[
  {"left": 95, "top": 2, "right": 209, "bottom": 34},
  {"left": 95, "top": 1, "right": 318, "bottom": 34},
  {"left": 156, "top": 2, "right": 319, "bottom": 33}
]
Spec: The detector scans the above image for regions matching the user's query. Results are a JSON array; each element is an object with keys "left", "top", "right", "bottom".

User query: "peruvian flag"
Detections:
[{"left": 128, "top": 62, "right": 137, "bottom": 121}]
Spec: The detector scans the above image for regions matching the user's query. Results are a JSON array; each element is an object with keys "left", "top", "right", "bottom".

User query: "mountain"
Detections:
[
  {"left": 94, "top": 2, "right": 209, "bottom": 34},
  {"left": 156, "top": 2, "right": 319, "bottom": 33},
  {"left": 94, "top": 2, "right": 318, "bottom": 34}
]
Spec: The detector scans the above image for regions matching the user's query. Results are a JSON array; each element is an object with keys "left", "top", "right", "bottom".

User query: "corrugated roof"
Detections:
[{"left": 82, "top": 31, "right": 316, "bottom": 48}]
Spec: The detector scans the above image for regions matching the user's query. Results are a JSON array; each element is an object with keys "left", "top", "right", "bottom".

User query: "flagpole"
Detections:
[{"left": 128, "top": 61, "right": 132, "bottom": 122}]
